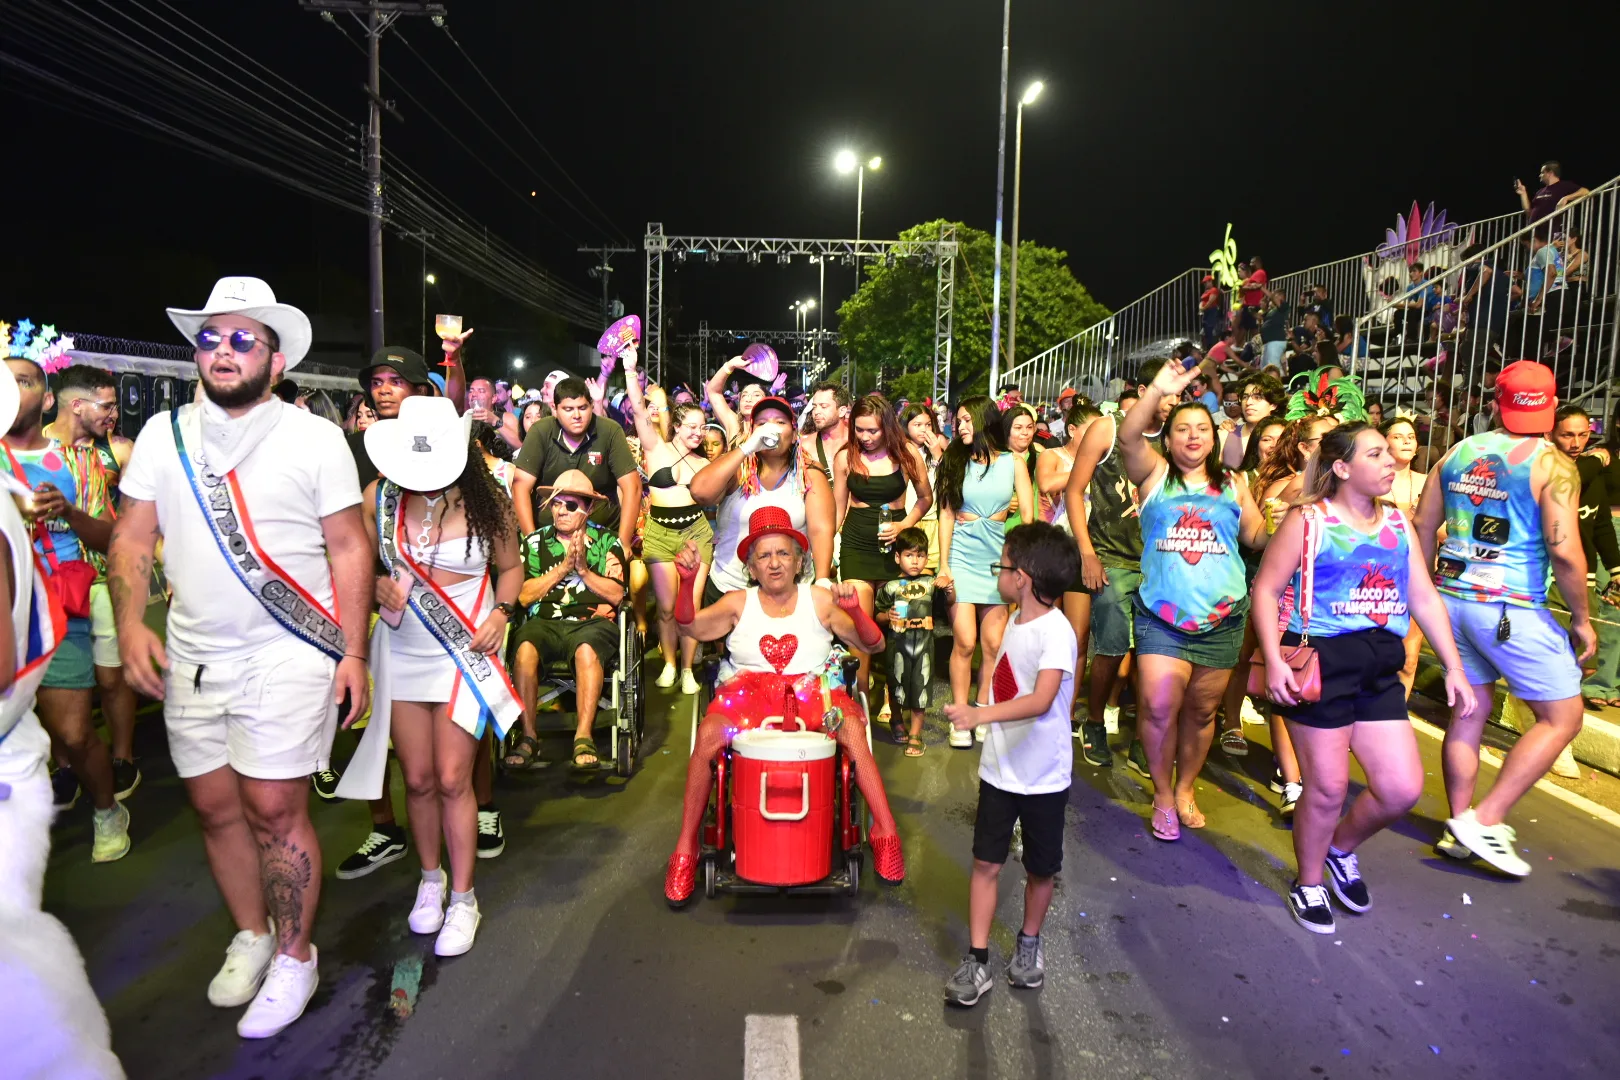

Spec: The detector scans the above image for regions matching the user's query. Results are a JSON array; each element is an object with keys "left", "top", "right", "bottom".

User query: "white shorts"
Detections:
[
  {"left": 88, "top": 580, "right": 120, "bottom": 669},
  {"left": 164, "top": 639, "right": 338, "bottom": 781}
]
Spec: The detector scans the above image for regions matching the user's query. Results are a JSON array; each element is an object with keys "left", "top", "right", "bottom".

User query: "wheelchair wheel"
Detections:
[
  {"left": 844, "top": 854, "right": 861, "bottom": 897},
  {"left": 703, "top": 852, "right": 718, "bottom": 899},
  {"left": 614, "top": 680, "right": 639, "bottom": 778}
]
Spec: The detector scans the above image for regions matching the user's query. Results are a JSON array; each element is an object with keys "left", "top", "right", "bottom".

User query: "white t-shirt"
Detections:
[
  {"left": 0, "top": 497, "right": 48, "bottom": 784},
  {"left": 978, "top": 607, "right": 1077, "bottom": 795},
  {"left": 120, "top": 402, "right": 362, "bottom": 663}
]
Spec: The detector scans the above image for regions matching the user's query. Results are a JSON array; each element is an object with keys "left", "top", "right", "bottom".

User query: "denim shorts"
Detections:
[
  {"left": 1443, "top": 595, "right": 1581, "bottom": 702},
  {"left": 1133, "top": 603, "right": 1246, "bottom": 669},
  {"left": 1089, "top": 566, "right": 1142, "bottom": 657}
]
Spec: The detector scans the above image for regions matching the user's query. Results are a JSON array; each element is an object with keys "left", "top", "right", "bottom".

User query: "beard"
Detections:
[{"left": 200, "top": 362, "right": 274, "bottom": 409}]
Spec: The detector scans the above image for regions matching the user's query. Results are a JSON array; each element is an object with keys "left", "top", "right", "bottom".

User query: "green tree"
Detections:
[{"left": 836, "top": 219, "right": 1108, "bottom": 403}]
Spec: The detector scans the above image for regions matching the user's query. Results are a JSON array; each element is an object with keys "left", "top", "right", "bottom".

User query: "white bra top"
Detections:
[{"left": 403, "top": 536, "right": 489, "bottom": 577}]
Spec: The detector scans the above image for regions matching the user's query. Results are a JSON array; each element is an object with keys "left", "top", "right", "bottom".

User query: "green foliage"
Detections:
[{"left": 836, "top": 219, "right": 1108, "bottom": 401}]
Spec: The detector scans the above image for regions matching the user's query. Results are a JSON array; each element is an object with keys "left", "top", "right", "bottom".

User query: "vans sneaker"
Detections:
[
  {"left": 50, "top": 767, "right": 80, "bottom": 811},
  {"left": 1279, "top": 782, "right": 1303, "bottom": 818},
  {"left": 948, "top": 727, "right": 974, "bottom": 749},
  {"left": 310, "top": 769, "right": 342, "bottom": 801},
  {"left": 111, "top": 758, "right": 142, "bottom": 801},
  {"left": 1324, "top": 848, "right": 1370, "bottom": 912},
  {"left": 336, "top": 826, "right": 407, "bottom": 879},
  {"left": 1288, "top": 882, "right": 1336, "bottom": 935},
  {"left": 476, "top": 809, "right": 505, "bottom": 859}
]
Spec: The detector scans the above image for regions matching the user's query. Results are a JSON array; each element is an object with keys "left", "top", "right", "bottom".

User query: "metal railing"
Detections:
[
  {"left": 1351, "top": 174, "right": 1619, "bottom": 466},
  {"left": 1000, "top": 267, "right": 1209, "bottom": 401}
]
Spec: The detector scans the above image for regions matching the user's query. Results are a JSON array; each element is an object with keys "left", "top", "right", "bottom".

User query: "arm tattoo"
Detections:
[{"left": 260, "top": 836, "right": 314, "bottom": 953}]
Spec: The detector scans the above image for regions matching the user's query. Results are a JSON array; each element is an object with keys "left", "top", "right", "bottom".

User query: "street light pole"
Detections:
[
  {"left": 987, "top": 0, "right": 1012, "bottom": 398},
  {"left": 1007, "top": 80, "right": 1043, "bottom": 372},
  {"left": 835, "top": 150, "right": 881, "bottom": 398}
]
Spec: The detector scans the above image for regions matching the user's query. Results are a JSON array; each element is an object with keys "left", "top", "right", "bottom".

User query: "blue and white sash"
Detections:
[{"left": 171, "top": 412, "right": 345, "bottom": 663}]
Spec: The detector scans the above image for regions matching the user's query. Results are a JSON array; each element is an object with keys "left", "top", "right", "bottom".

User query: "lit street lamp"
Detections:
[
  {"left": 511, "top": 356, "right": 525, "bottom": 370},
  {"left": 1006, "top": 79, "right": 1044, "bottom": 372},
  {"left": 420, "top": 271, "right": 438, "bottom": 355}
]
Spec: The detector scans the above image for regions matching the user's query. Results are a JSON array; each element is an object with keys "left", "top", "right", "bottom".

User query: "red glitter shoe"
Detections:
[
  {"left": 665, "top": 852, "right": 697, "bottom": 907},
  {"left": 870, "top": 833, "right": 905, "bottom": 885}
]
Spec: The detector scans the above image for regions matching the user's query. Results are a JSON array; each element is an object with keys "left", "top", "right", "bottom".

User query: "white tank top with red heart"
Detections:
[{"left": 724, "top": 584, "right": 833, "bottom": 679}]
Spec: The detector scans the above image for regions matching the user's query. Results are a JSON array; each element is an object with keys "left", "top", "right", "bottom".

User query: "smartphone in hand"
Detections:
[{"left": 380, "top": 568, "right": 414, "bottom": 629}]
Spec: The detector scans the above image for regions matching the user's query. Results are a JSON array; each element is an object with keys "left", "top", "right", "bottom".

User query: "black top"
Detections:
[
  {"left": 848, "top": 468, "right": 907, "bottom": 505},
  {"left": 1086, "top": 414, "right": 1157, "bottom": 569},
  {"left": 1576, "top": 455, "right": 1620, "bottom": 583},
  {"left": 514, "top": 414, "right": 638, "bottom": 530},
  {"left": 348, "top": 429, "right": 378, "bottom": 489}
]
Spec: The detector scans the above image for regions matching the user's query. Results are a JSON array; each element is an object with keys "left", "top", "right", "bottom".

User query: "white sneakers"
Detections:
[
  {"left": 237, "top": 947, "right": 319, "bottom": 1039},
  {"left": 91, "top": 802, "right": 131, "bottom": 863},
  {"left": 1445, "top": 809, "right": 1531, "bottom": 877},
  {"left": 1102, "top": 704, "right": 1121, "bottom": 735},
  {"left": 655, "top": 662, "right": 677, "bottom": 688},
  {"left": 409, "top": 874, "right": 447, "bottom": 933},
  {"left": 680, "top": 668, "right": 700, "bottom": 696},
  {"left": 974, "top": 723, "right": 987, "bottom": 744},
  {"left": 208, "top": 925, "right": 276, "bottom": 1007},
  {"left": 948, "top": 727, "right": 973, "bottom": 749},
  {"left": 436, "top": 900, "right": 480, "bottom": 957},
  {"left": 1240, "top": 697, "right": 1267, "bottom": 726}
]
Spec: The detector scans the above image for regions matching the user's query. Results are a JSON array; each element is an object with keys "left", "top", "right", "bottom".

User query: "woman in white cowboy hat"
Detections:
[{"left": 349, "top": 396, "right": 522, "bottom": 958}]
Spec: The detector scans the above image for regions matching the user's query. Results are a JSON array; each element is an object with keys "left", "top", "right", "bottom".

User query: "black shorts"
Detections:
[
  {"left": 1276, "top": 627, "right": 1407, "bottom": 730},
  {"left": 972, "top": 780, "right": 1069, "bottom": 877},
  {"left": 510, "top": 615, "right": 620, "bottom": 671}
]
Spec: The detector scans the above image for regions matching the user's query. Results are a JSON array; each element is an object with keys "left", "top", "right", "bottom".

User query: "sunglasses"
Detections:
[
  {"left": 195, "top": 327, "right": 271, "bottom": 354},
  {"left": 553, "top": 496, "right": 589, "bottom": 513}
]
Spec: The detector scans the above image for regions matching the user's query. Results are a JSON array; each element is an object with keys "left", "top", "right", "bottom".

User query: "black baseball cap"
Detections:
[{"left": 362, "top": 346, "right": 433, "bottom": 390}]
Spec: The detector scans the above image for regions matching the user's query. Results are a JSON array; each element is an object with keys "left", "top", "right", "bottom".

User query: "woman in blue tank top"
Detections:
[
  {"left": 1119, "top": 361, "right": 1268, "bottom": 841},
  {"left": 1252, "top": 423, "right": 1475, "bottom": 936}
]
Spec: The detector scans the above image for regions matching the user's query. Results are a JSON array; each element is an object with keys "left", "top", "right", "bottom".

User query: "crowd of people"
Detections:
[{"left": 0, "top": 261, "right": 1605, "bottom": 1065}]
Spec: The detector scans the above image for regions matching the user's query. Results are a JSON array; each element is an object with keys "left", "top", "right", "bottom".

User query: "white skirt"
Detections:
[{"left": 385, "top": 573, "right": 492, "bottom": 704}]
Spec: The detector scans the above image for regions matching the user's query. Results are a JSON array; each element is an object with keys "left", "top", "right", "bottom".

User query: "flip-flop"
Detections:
[
  {"left": 1177, "top": 800, "right": 1206, "bottom": 829},
  {"left": 1151, "top": 803, "right": 1180, "bottom": 842},
  {"left": 904, "top": 736, "right": 925, "bottom": 758},
  {"left": 890, "top": 717, "right": 908, "bottom": 743}
]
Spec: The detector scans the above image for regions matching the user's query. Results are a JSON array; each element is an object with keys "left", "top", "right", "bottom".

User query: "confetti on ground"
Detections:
[
  {"left": 1429, "top": 1045, "right": 1441, "bottom": 1055},
  {"left": 1471, "top": 934, "right": 1478, "bottom": 939},
  {"left": 1443, "top": 913, "right": 1452, "bottom": 919},
  {"left": 1415, "top": 980, "right": 1423, "bottom": 986},
  {"left": 1221, "top": 1017, "right": 1229, "bottom": 1023},
  {"left": 1110, "top": 877, "right": 1117, "bottom": 882},
  {"left": 1462, "top": 893, "right": 1472, "bottom": 905},
  {"left": 1530, "top": 979, "right": 1538, "bottom": 985},
  {"left": 901, "top": 1013, "right": 914, "bottom": 1022},
  {"left": 1341, "top": 1049, "right": 1351, "bottom": 1056},
  {"left": 1445, "top": 956, "right": 1454, "bottom": 961},
  {"left": 869, "top": 999, "right": 881, "bottom": 1005}
]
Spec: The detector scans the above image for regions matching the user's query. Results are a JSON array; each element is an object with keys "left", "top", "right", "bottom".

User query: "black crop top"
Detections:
[
  {"left": 649, "top": 465, "right": 679, "bottom": 489},
  {"left": 848, "top": 469, "right": 906, "bottom": 504}
]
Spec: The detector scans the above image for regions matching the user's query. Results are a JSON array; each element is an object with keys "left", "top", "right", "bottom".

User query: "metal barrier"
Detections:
[
  {"left": 1352, "top": 174, "right": 1619, "bottom": 466},
  {"left": 1001, "top": 267, "right": 1209, "bottom": 401}
]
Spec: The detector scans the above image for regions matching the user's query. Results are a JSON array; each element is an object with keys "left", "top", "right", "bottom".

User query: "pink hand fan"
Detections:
[
  {"left": 596, "top": 314, "right": 640, "bottom": 360},
  {"left": 741, "top": 342, "right": 778, "bottom": 382}
]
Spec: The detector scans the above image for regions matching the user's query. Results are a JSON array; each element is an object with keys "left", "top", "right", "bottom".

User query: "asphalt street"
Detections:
[{"left": 44, "top": 675, "right": 1620, "bottom": 1080}]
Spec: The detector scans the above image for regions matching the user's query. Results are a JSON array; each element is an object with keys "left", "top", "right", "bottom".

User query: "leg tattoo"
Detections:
[{"left": 260, "top": 836, "right": 313, "bottom": 953}]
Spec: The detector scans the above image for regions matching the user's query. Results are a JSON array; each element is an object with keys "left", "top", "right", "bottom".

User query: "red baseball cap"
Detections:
[
  {"left": 737, "top": 505, "right": 810, "bottom": 562},
  {"left": 750, "top": 395, "right": 795, "bottom": 421},
  {"left": 1495, "top": 360, "right": 1557, "bottom": 434}
]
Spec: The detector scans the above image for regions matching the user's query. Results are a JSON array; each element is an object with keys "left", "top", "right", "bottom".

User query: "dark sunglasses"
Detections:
[
  {"left": 553, "top": 496, "right": 588, "bottom": 513},
  {"left": 195, "top": 327, "right": 271, "bottom": 354}
]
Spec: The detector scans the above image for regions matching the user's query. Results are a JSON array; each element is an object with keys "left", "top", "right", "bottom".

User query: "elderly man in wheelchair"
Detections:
[
  {"left": 505, "top": 469, "right": 627, "bottom": 773},
  {"left": 663, "top": 505, "right": 905, "bottom": 906}
]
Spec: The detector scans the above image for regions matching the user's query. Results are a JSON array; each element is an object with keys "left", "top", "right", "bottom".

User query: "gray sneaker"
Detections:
[
  {"left": 1007, "top": 932, "right": 1044, "bottom": 989},
  {"left": 944, "top": 956, "right": 992, "bottom": 1007}
]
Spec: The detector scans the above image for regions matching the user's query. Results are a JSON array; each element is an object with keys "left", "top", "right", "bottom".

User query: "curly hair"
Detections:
[
  {"left": 473, "top": 419, "right": 514, "bottom": 463},
  {"left": 1254, "top": 415, "right": 1338, "bottom": 496},
  {"left": 424, "top": 435, "right": 516, "bottom": 563}
]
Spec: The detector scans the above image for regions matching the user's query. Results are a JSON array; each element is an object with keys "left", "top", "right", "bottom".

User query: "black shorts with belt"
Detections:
[{"left": 1276, "top": 627, "right": 1408, "bottom": 730}]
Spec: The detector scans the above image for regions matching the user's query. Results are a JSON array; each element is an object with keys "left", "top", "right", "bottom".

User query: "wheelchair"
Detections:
[
  {"left": 689, "top": 651, "right": 872, "bottom": 899},
  {"left": 505, "top": 600, "right": 647, "bottom": 777}
]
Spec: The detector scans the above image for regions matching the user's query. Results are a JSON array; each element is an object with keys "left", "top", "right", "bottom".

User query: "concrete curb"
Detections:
[{"left": 1412, "top": 652, "right": 1620, "bottom": 778}]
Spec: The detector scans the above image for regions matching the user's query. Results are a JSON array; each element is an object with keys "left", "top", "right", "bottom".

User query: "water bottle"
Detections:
[{"left": 878, "top": 504, "right": 894, "bottom": 553}]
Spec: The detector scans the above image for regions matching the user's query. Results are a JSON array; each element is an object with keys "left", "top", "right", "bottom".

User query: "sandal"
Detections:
[
  {"left": 1151, "top": 802, "right": 1180, "bottom": 842},
  {"left": 1219, "top": 727, "right": 1248, "bottom": 757},
  {"left": 890, "top": 716, "right": 908, "bottom": 744},
  {"left": 1176, "top": 799, "right": 1206, "bottom": 829},
  {"left": 569, "top": 737, "right": 600, "bottom": 772},
  {"left": 503, "top": 733, "right": 542, "bottom": 771},
  {"left": 904, "top": 736, "right": 925, "bottom": 758}
]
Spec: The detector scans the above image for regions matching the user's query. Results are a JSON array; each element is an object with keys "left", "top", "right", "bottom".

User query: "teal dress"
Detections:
[{"left": 948, "top": 453, "right": 1016, "bottom": 605}]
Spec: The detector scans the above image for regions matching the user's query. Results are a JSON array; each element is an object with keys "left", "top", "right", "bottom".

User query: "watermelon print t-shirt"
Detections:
[
  {"left": 978, "top": 608, "right": 1076, "bottom": 795},
  {"left": 1288, "top": 502, "right": 1411, "bottom": 639},
  {"left": 1135, "top": 471, "right": 1247, "bottom": 633}
]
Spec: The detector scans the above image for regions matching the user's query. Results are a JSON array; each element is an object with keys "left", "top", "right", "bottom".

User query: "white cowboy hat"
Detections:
[
  {"left": 0, "top": 360, "right": 19, "bottom": 434},
  {"left": 364, "top": 396, "right": 472, "bottom": 492},
  {"left": 166, "top": 276, "right": 313, "bottom": 369}
]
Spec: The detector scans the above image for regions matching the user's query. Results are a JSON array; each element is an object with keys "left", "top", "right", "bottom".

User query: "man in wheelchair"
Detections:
[
  {"left": 664, "top": 505, "right": 905, "bottom": 906},
  {"left": 506, "top": 469, "right": 625, "bottom": 772}
]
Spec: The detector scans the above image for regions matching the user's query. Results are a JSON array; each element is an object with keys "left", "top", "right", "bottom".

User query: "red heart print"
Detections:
[
  {"left": 992, "top": 653, "right": 1019, "bottom": 704},
  {"left": 759, "top": 633, "right": 798, "bottom": 674}
]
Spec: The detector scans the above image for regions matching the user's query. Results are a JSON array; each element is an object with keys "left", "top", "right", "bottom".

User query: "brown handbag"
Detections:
[{"left": 1248, "top": 505, "right": 1323, "bottom": 703}]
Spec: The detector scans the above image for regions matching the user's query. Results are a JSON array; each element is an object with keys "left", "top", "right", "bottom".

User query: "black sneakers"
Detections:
[
  {"left": 1288, "top": 881, "right": 1336, "bottom": 934},
  {"left": 1080, "top": 723, "right": 1113, "bottom": 767},
  {"left": 476, "top": 809, "right": 505, "bottom": 859},
  {"left": 111, "top": 758, "right": 142, "bottom": 802},
  {"left": 1126, "top": 740, "right": 1150, "bottom": 777},
  {"left": 1324, "top": 849, "right": 1371, "bottom": 913},
  {"left": 50, "top": 767, "right": 80, "bottom": 811},
  {"left": 310, "top": 769, "right": 342, "bottom": 801},
  {"left": 336, "top": 825, "right": 408, "bottom": 880}
]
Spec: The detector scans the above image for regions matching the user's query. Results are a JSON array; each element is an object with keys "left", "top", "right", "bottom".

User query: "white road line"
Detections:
[
  {"left": 1407, "top": 713, "right": 1620, "bottom": 829},
  {"left": 744, "top": 1014, "right": 801, "bottom": 1080}
]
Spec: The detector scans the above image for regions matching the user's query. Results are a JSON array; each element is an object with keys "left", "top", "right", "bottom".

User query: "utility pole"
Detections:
[
  {"left": 302, "top": 1, "right": 446, "bottom": 354},
  {"left": 578, "top": 245, "right": 636, "bottom": 328},
  {"left": 987, "top": 0, "right": 1011, "bottom": 397}
]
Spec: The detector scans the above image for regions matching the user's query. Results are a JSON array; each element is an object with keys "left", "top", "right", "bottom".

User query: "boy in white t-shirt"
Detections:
[{"left": 942, "top": 522, "right": 1079, "bottom": 1008}]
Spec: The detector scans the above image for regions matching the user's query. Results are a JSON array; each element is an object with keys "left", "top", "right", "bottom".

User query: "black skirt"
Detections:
[{"left": 839, "top": 504, "right": 899, "bottom": 583}]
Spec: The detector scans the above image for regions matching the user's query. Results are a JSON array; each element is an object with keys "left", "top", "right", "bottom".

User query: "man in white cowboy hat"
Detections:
[
  {"left": 107, "top": 276, "right": 375, "bottom": 1038},
  {"left": 507, "top": 468, "right": 625, "bottom": 773}
]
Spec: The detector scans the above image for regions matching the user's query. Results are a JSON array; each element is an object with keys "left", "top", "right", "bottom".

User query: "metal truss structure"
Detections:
[
  {"left": 679, "top": 323, "right": 842, "bottom": 390},
  {"left": 644, "top": 223, "right": 957, "bottom": 402}
]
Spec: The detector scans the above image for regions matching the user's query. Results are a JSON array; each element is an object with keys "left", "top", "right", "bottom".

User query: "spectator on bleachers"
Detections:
[
  {"left": 1365, "top": 400, "right": 1384, "bottom": 427},
  {"left": 1260, "top": 290, "right": 1290, "bottom": 371},
  {"left": 1516, "top": 161, "right": 1589, "bottom": 226},
  {"left": 1238, "top": 257, "right": 1267, "bottom": 341},
  {"left": 1300, "top": 283, "right": 1334, "bottom": 329},
  {"left": 1207, "top": 328, "right": 1239, "bottom": 366},
  {"left": 1199, "top": 274, "right": 1225, "bottom": 347},
  {"left": 1334, "top": 316, "right": 1369, "bottom": 361},
  {"left": 1526, "top": 229, "right": 1563, "bottom": 313},
  {"left": 1457, "top": 243, "right": 1517, "bottom": 360}
]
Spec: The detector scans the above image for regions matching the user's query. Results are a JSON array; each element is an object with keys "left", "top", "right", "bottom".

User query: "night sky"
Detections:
[{"left": 4, "top": 0, "right": 1614, "bottom": 381}]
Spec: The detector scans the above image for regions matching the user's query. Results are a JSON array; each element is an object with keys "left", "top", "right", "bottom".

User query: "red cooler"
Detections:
[{"left": 730, "top": 725, "right": 837, "bottom": 885}]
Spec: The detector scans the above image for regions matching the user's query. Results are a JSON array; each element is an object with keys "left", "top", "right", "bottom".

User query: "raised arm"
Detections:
[
  {"left": 674, "top": 541, "right": 743, "bottom": 641},
  {"left": 816, "top": 583, "right": 885, "bottom": 655},
  {"left": 620, "top": 346, "right": 663, "bottom": 450},
  {"left": 706, "top": 356, "right": 747, "bottom": 443},
  {"left": 1067, "top": 413, "right": 1114, "bottom": 590},
  {"left": 1540, "top": 447, "right": 1595, "bottom": 662},
  {"left": 441, "top": 329, "right": 471, "bottom": 413},
  {"left": 1122, "top": 361, "right": 1198, "bottom": 487}
]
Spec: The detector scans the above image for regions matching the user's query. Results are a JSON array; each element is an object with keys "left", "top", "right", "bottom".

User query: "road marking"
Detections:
[
  {"left": 744, "top": 1014, "right": 801, "bottom": 1080},
  {"left": 1407, "top": 713, "right": 1620, "bottom": 829}
]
